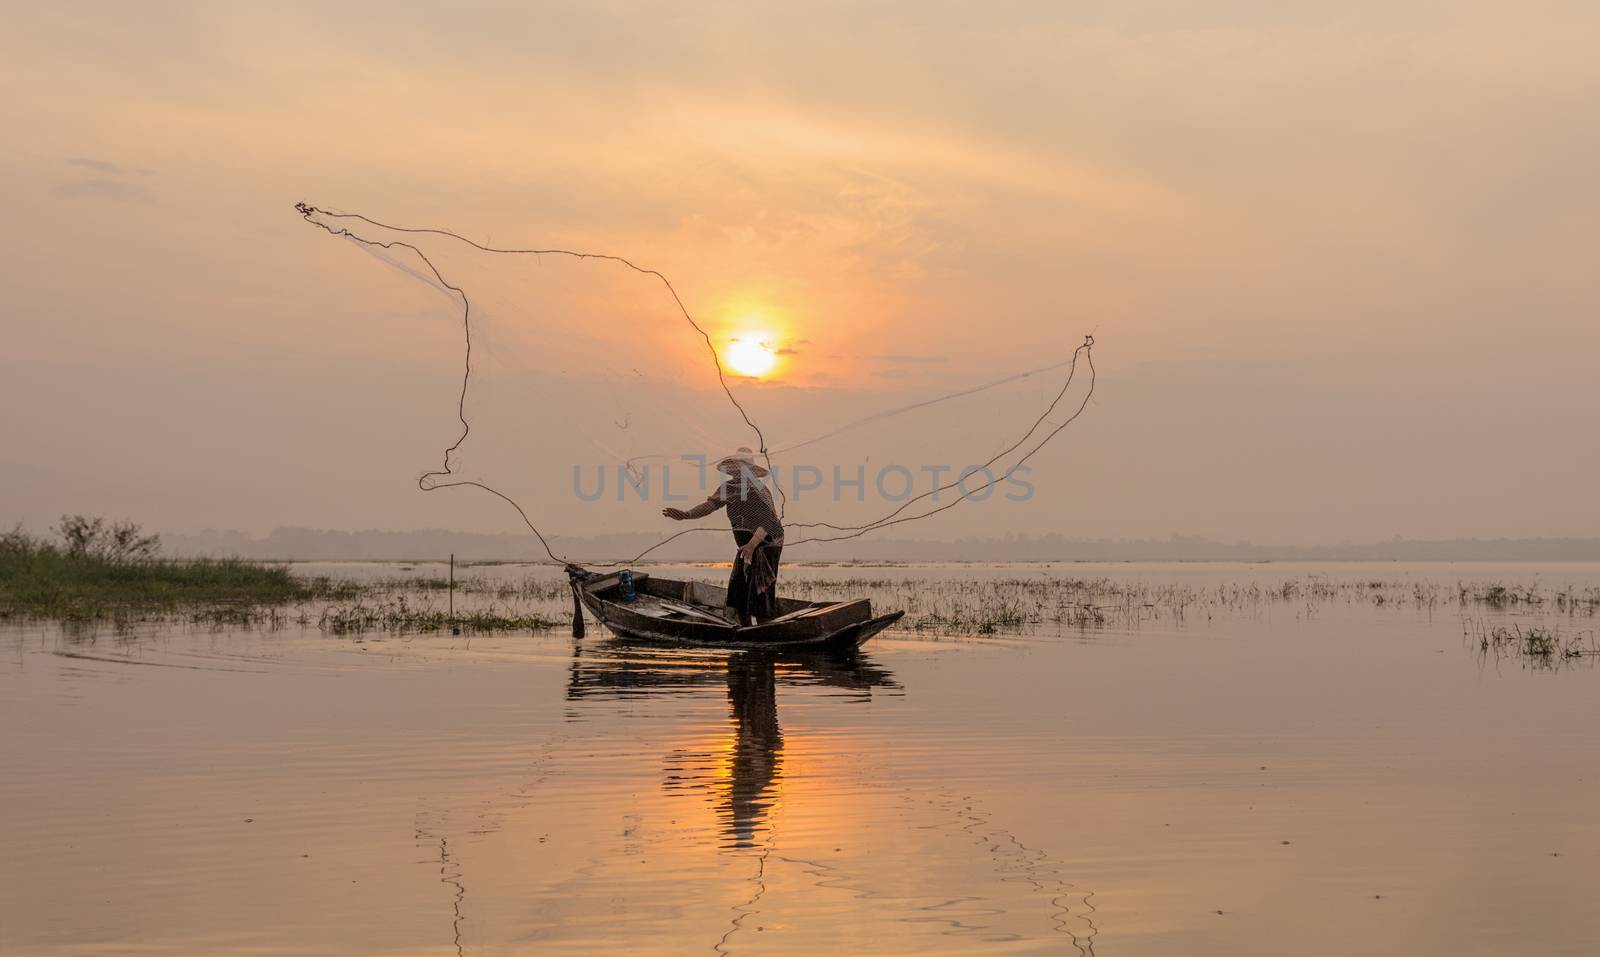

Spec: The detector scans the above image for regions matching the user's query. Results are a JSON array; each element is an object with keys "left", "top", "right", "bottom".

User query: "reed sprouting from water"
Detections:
[
  {"left": 318, "top": 594, "right": 559, "bottom": 635},
  {"left": 1464, "top": 619, "right": 1600, "bottom": 669},
  {"left": 296, "top": 570, "right": 1600, "bottom": 640},
  {"left": 342, "top": 574, "right": 575, "bottom": 603},
  {"left": 774, "top": 572, "right": 1600, "bottom": 636},
  {"left": 10, "top": 518, "right": 1600, "bottom": 644}
]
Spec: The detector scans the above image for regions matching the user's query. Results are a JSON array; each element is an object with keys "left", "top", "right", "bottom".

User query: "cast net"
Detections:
[{"left": 296, "top": 204, "right": 1095, "bottom": 565}]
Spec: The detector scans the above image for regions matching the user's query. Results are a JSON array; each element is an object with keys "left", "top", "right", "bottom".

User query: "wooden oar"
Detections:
[
  {"left": 655, "top": 598, "right": 736, "bottom": 627},
  {"left": 570, "top": 584, "right": 586, "bottom": 638},
  {"left": 565, "top": 564, "right": 589, "bottom": 638}
]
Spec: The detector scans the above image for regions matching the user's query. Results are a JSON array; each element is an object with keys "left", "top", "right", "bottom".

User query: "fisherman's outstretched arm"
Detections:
[{"left": 662, "top": 497, "right": 723, "bottom": 521}]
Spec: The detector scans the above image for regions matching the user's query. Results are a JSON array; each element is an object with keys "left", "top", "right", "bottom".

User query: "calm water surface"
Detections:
[{"left": 4, "top": 562, "right": 1600, "bottom": 955}]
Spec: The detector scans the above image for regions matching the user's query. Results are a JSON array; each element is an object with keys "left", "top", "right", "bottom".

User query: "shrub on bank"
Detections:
[{"left": 1, "top": 518, "right": 309, "bottom": 619}]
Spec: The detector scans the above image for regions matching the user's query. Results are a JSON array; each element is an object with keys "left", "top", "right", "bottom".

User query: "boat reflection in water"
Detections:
[
  {"left": 561, "top": 638, "right": 1096, "bottom": 953},
  {"left": 566, "top": 639, "right": 900, "bottom": 848}
]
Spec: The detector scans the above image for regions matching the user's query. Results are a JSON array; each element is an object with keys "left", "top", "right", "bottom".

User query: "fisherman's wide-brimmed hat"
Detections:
[{"left": 715, "top": 447, "right": 769, "bottom": 478}]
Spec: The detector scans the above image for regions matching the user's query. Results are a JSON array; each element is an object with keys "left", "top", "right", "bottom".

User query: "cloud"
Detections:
[
  {"left": 868, "top": 354, "right": 949, "bottom": 365},
  {"left": 56, "top": 177, "right": 145, "bottom": 199},
  {"left": 67, "top": 156, "right": 129, "bottom": 175},
  {"left": 55, "top": 155, "right": 150, "bottom": 200}
]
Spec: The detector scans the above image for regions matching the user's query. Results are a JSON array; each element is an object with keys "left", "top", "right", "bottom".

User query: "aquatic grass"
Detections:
[
  {"left": 1459, "top": 583, "right": 1542, "bottom": 608},
  {"left": 11, "top": 519, "right": 1600, "bottom": 647},
  {"left": 318, "top": 594, "right": 560, "bottom": 635},
  {"left": 774, "top": 572, "right": 1595, "bottom": 637},
  {"left": 774, "top": 576, "right": 1145, "bottom": 634},
  {"left": 185, "top": 604, "right": 318, "bottom": 628},
  {"left": 1552, "top": 585, "right": 1600, "bottom": 614},
  {"left": 381, "top": 576, "right": 453, "bottom": 591},
  {"left": 456, "top": 577, "right": 573, "bottom": 601},
  {"left": 1465, "top": 619, "right": 1600, "bottom": 669}
]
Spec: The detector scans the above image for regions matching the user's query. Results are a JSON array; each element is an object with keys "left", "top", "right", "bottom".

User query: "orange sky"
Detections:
[{"left": 2, "top": 2, "right": 1596, "bottom": 544}]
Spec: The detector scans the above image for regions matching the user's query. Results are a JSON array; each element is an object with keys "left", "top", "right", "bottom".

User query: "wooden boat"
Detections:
[{"left": 565, "top": 565, "right": 903, "bottom": 650}]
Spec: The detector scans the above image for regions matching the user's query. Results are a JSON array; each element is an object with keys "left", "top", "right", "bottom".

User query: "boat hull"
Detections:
[{"left": 568, "top": 567, "right": 903, "bottom": 650}]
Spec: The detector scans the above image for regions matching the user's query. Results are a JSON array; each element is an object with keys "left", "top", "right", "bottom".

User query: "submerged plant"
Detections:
[
  {"left": 1464, "top": 619, "right": 1599, "bottom": 669},
  {"left": 318, "top": 594, "right": 558, "bottom": 635}
]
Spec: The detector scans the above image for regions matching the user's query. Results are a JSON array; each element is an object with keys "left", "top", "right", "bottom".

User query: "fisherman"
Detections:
[{"left": 661, "top": 448, "right": 784, "bottom": 625}]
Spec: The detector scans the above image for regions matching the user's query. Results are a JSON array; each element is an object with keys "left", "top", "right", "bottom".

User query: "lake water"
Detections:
[{"left": 4, "top": 562, "right": 1600, "bottom": 955}]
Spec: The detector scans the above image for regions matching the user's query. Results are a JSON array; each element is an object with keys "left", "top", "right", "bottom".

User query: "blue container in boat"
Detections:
[{"left": 619, "top": 569, "right": 637, "bottom": 602}]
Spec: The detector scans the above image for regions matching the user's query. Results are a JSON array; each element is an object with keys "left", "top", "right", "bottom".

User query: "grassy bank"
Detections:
[
  {"left": 0, "top": 549, "right": 316, "bottom": 620},
  {"left": 1, "top": 521, "right": 324, "bottom": 620},
  {"left": 1, "top": 519, "right": 557, "bottom": 634}
]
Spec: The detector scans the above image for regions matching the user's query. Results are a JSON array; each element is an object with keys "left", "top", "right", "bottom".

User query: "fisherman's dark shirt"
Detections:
[{"left": 709, "top": 473, "right": 784, "bottom": 543}]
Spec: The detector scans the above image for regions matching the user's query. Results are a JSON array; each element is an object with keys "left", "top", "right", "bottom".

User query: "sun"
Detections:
[{"left": 726, "top": 337, "right": 778, "bottom": 378}]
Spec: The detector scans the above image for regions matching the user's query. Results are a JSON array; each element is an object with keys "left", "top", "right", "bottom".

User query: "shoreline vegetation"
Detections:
[
  {"left": 4, "top": 518, "right": 1597, "bottom": 662},
  {"left": 1, "top": 518, "right": 556, "bottom": 633},
  {"left": 1, "top": 519, "right": 328, "bottom": 620},
  {"left": 164, "top": 526, "right": 1600, "bottom": 564}
]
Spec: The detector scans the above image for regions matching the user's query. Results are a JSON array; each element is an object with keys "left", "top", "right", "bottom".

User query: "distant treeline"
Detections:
[{"left": 159, "top": 527, "right": 1600, "bottom": 563}]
